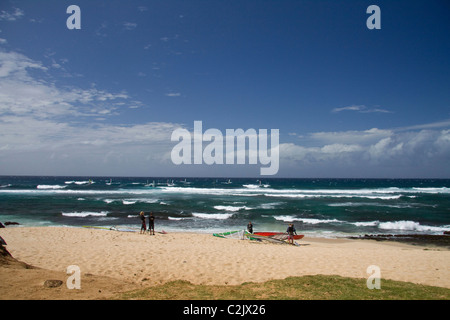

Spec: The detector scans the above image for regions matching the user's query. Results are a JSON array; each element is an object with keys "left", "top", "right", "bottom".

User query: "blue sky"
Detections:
[{"left": 0, "top": 0, "right": 449, "bottom": 177}]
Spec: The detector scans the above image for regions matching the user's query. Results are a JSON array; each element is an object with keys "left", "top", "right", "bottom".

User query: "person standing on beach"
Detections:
[
  {"left": 247, "top": 221, "right": 253, "bottom": 234},
  {"left": 148, "top": 212, "right": 155, "bottom": 235},
  {"left": 139, "top": 211, "right": 146, "bottom": 234},
  {"left": 286, "top": 223, "right": 297, "bottom": 245}
]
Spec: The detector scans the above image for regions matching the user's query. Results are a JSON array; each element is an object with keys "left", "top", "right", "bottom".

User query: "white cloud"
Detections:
[
  {"left": 395, "top": 119, "right": 450, "bottom": 131},
  {"left": 0, "top": 8, "right": 24, "bottom": 21},
  {"left": 279, "top": 142, "right": 362, "bottom": 165},
  {"left": 0, "top": 49, "right": 187, "bottom": 175},
  {"left": 0, "top": 115, "right": 184, "bottom": 176},
  {"left": 310, "top": 128, "right": 392, "bottom": 145},
  {"left": 0, "top": 50, "right": 131, "bottom": 120},
  {"left": 332, "top": 105, "right": 392, "bottom": 114},
  {"left": 123, "top": 22, "right": 137, "bottom": 30},
  {"left": 0, "top": 51, "right": 47, "bottom": 77},
  {"left": 280, "top": 124, "right": 450, "bottom": 177},
  {"left": 0, "top": 47, "right": 448, "bottom": 177},
  {"left": 165, "top": 92, "right": 181, "bottom": 97}
]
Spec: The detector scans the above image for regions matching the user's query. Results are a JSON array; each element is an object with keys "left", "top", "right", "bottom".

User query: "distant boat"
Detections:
[
  {"left": 181, "top": 178, "right": 192, "bottom": 185},
  {"left": 106, "top": 179, "right": 119, "bottom": 186},
  {"left": 257, "top": 180, "right": 270, "bottom": 188},
  {"left": 222, "top": 179, "right": 232, "bottom": 184},
  {"left": 145, "top": 180, "right": 156, "bottom": 187}
]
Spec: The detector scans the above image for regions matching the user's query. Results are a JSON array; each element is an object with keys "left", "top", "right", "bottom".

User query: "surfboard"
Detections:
[
  {"left": 82, "top": 226, "right": 136, "bottom": 232},
  {"left": 255, "top": 232, "right": 304, "bottom": 240},
  {"left": 110, "top": 226, "right": 136, "bottom": 232},
  {"left": 244, "top": 232, "right": 287, "bottom": 244},
  {"left": 213, "top": 230, "right": 244, "bottom": 239},
  {"left": 82, "top": 226, "right": 111, "bottom": 230}
]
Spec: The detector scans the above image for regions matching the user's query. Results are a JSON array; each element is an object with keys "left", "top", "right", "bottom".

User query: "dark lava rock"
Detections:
[
  {"left": 4, "top": 222, "right": 20, "bottom": 226},
  {"left": 349, "top": 234, "right": 450, "bottom": 248}
]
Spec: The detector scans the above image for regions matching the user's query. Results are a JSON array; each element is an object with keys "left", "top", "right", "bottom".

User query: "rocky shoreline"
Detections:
[{"left": 348, "top": 233, "right": 450, "bottom": 248}]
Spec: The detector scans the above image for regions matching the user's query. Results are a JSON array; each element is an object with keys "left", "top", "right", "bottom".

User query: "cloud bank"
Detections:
[
  {"left": 0, "top": 49, "right": 183, "bottom": 176},
  {"left": 0, "top": 48, "right": 449, "bottom": 177},
  {"left": 280, "top": 126, "right": 450, "bottom": 177}
]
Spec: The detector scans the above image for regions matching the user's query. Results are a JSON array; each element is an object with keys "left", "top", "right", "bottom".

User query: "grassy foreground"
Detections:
[{"left": 118, "top": 275, "right": 450, "bottom": 300}]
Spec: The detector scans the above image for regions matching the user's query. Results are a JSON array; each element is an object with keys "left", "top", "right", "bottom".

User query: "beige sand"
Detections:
[{"left": 1, "top": 226, "right": 449, "bottom": 299}]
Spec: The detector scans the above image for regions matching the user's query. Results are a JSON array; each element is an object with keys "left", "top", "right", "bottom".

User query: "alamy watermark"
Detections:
[
  {"left": 366, "top": 265, "right": 381, "bottom": 289},
  {"left": 66, "top": 4, "right": 380, "bottom": 31},
  {"left": 366, "top": 5, "right": 381, "bottom": 30},
  {"left": 171, "top": 121, "right": 279, "bottom": 175},
  {"left": 66, "top": 5, "right": 81, "bottom": 30},
  {"left": 66, "top": 265, "right": 81, "bottom": 289}
]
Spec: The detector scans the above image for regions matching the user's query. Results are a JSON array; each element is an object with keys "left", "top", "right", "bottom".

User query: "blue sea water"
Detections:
[{"left": 0, "top": 176, "right": 449, "bottom": 237}]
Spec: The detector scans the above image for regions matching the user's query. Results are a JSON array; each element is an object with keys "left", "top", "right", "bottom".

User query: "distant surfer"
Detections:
[
  {"left": 286, "top": 223, "right": 297, "bottom": 245},
  {"left": 247, "top": 221, "right": 253, "bottom": 234},
  {"left": 148, "top": 212, "right": 155, "bottom": 235},
  {"left": 139, "top": 211, "right": 146, "bottom": 234}
]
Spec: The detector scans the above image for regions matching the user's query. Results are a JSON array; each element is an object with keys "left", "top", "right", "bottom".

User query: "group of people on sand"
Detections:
[
  {"left": 139, "top": 213, "right": 298, "bottom": 243},
  {"left": 139, "top": 211, "right": 155, "bottom": 235}
]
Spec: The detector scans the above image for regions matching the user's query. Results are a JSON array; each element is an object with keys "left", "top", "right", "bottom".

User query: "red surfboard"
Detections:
[{"left": 254, "top": 232, "right": 304, "bottom": 240}]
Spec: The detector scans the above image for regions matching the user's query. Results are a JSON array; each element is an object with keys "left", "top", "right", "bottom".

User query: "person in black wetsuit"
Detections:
[
  {"left": 148, "top": 212, "right": 155, "bottom": 235},
  {"left": 286, "top": 223, "right": 297, "bottom": 245},
  {"left": 139, "top": 211, "right": 146, "bottom": 234},
  {"left": 247, "top": 221, "right": 253, "bottom": 234}
]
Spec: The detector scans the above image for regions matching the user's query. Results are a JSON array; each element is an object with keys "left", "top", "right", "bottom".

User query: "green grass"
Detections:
[{"left": 117, "top": 275, "right": 450, "bottom": 300}]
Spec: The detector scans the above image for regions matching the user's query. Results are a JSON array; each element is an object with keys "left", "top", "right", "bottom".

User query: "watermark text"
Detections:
[{"left": 171, "top": 121, "right": 279, "bottom": 175}]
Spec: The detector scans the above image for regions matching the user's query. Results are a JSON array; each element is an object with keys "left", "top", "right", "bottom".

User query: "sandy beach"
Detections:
[{"left": 1, "top": 226, "right": 449, "bottom": 299}]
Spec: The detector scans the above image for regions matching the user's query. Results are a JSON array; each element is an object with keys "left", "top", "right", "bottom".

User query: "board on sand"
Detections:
[
  {"left": 82, "top": 226, "right": 136, "bottom": 232},
  {"left": 244, "top": 232, "right": 287, "bottom": 244},
  {"left": 82, "top": 226, "right": 112, "bottom": 230},
  {"left": 213, "top": 230, "right": 245, "bottom": 239},
  {"left": 254, "top": 232, "right": 304, "bottom": 240},
  {"left": 110, "top": 226, "right": 136, "bottom": 232}
]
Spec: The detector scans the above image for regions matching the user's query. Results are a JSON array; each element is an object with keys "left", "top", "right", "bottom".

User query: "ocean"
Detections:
[{"left": 1, "top": 176, "right": 449, "bottom": 237}]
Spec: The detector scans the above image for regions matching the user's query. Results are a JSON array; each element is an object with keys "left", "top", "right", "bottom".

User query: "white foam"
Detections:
[
  {"left": 352, "top": 220, "right": 380, "bottom": 227},
  {"left": 62, "top": 211, "right": 109, "bottom": 218},
  {"left": 213, "top": 205, "right": 251, "bottom": 212},
  {"left": 243, "top": 184, "right": 260, "bottom": 189},
  {"left": 3, "top": 185, "right": 448, "bottom": 200},
  {"left": 412, "top": 187, "right": 450, "bottom": 194},
  {"left": 65, "top": 180, "right": 93, "bottom": 185},
  {"left": 37, "top": 185, "right": 66, "bottom": 190},
  {"left": 272, "top": 215, "right": 343, "bottom": 224},
  {"left": 192, "top": 212, "right": 233, "bottom": 220},
  {"left": 168, "top": 216, "right": 189, "bottom": 221},
  {"left": 378, "top": 220, "right": 450, "bottom": 232},
  {"left": 258, "top": 202, "right": 283, "bottom": 209}
]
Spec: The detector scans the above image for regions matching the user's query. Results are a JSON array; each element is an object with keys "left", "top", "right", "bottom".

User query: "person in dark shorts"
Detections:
[
  {"left": 148, "top": 212, "right": 155, "bottom": 235},
  {"left": 247, "top": 221, "right": 253, "bottom": 234},
  {"left": 139, "top": 211, "right": 146, "bottom": 234},
  {"left": 286, "top": 223, "right": 297, "bottom": 245}
]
